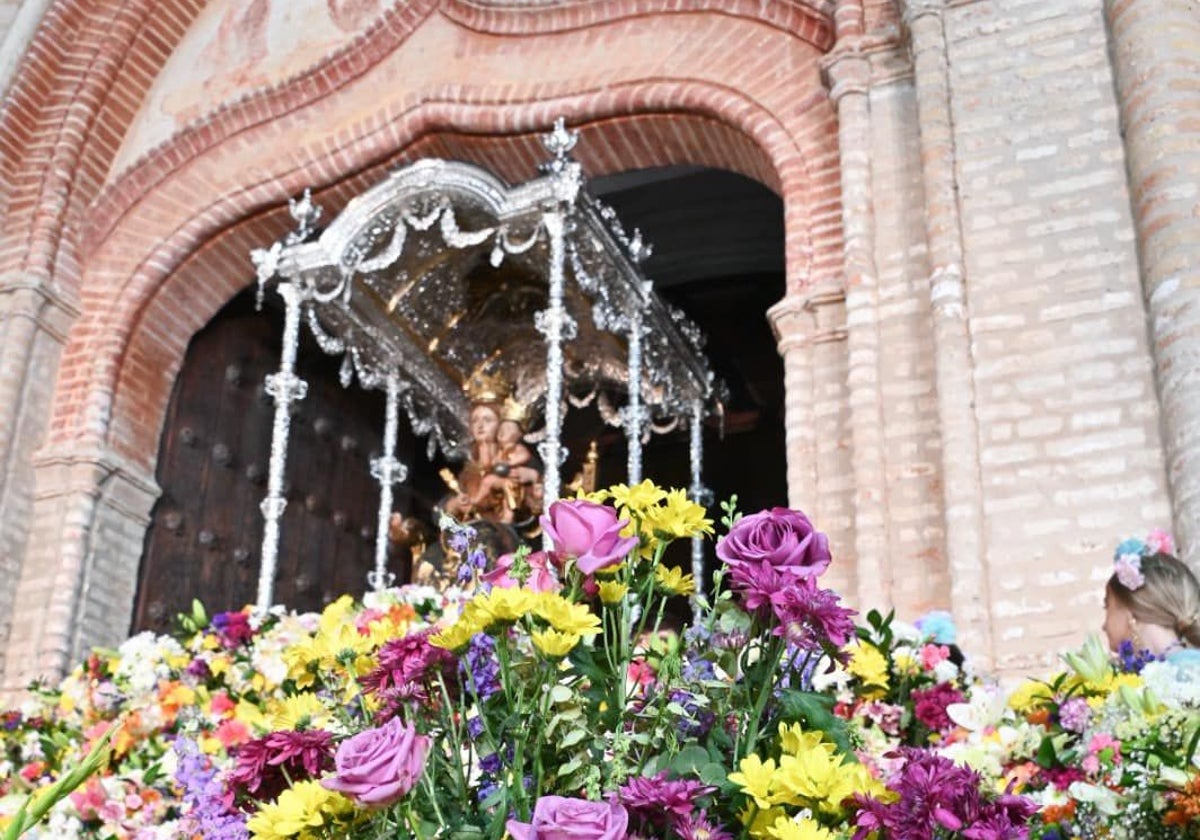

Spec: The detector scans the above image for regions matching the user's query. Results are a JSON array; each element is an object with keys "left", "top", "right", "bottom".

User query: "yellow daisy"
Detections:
[{"left": 654, "top": 564, "right": 696, "bottom": 596}]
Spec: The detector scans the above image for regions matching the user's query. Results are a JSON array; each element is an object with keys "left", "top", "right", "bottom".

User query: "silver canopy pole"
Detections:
[
  {"left": 539, "top": 209, "right": 569, "bottom": 506},
  {"left": 625, "top": 308, "right": 644, "bottom": 484},
  {"left": 369, "top": 372, "right": 408, "bottom": 591},
  {"left": 256, "top": 281, "right": 308, "bottom": 614},
  {"left": 689, "top": 397, "right": 705, "bottom": 621}
]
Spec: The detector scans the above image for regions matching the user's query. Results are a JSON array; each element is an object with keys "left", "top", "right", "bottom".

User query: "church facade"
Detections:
[{"left": 0, "top": 0, "right": 1196, "bottom": 695}]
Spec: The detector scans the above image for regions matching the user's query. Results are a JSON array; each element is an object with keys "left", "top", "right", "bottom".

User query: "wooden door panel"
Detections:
[{"left": 133, "top": 291, "right": 427, "bottom": 633}]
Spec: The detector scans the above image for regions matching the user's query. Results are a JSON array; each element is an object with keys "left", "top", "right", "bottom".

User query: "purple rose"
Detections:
[
  {"left": 320, "top": 717, "right": 429, "bottom": 807},
  {"left": 716, "top": 508, "right": 831, "bottom": 579},
  {"left": 541, "top": 500, "right": 639, "bottom": 575},
  {"left": 507, "top": 796, "right": 629, "bottom": 840}
]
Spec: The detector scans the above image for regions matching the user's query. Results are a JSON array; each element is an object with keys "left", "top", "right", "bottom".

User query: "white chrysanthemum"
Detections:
[
  {"left": 114, "top": 632, "right": 185, "bottom": 694},
  {"left": 891, "top": 620, "right": 922, "bottom": 644},
  {"left": 20, "top": 729, "right": 44, "bottom": 761},
  {"left": 938, "top": 739, "right": 1005, "bottom": 779},
  {"left": 1139, "top": 659, "right": 1200, "bottom": 707},
  {"left": 933, "top": 658, "right": 960, "bottom": 683}
]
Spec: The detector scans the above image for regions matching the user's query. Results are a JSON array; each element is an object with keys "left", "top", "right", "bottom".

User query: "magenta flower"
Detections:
[
  {"left": 912, "top": 683, "right": 966, "bottom": 733},
  {"left": 321, "top": 718, "right": 430, "bottom": 807},
  {"left": 769, "top": 576, "right": 857, "bottom": 650},
  {"left": 541, "top": 500, "right": 639, "bottom": 575},
  {"left": 227, "top": 729, "right": 334, "bottom": 805},
  {"left": 361, "top": 629, "right": 457, "bottom": 700},
  {"left": 507, "top": 796, "right": 629, "bottom": 840},
  {"left": 618, "top": 772, "right": 713, "bottom": 825},
  {"left": 674, "top": 810, "right": 734, "bottom": 840}
]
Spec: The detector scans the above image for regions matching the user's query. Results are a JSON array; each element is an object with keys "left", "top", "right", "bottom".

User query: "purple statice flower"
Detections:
[
  {"left": 446, "top": 521, "right": 478, "bottom": 555},
  {"left": 1056, "top": 697, "right": 1090, "bottom": 733},
  {"left": 673, "top": 809, "right": 734, "bottom": 840},
  {"left": 462, "top": 633, "right": 501, "bottom": 700},
  {"left": 912, "top": 683, "right": 966, "bottom": 733},
  {"left": 769, "top": 576, "right": 857, "bottom": 651},
  {"left": 457, "top": 547, "right": 490, "bottom": 585},
  {"left": 174, "top": 737, "right": 248, "bottom": 840},
  {"left": 1115, "top": 639, "right": 1161, "bottom": 673},
  {"left": 479, "top": 752, "right": 503, "bottom": 774},
  {"left": 668, "top": 689, "right": 715, "bottom": 738},
  {"left": 619, "top": 772, "right": 714, "bottom": 826},
  {"left": 466, "top": 715, "right": 486, "bottom": 740},
  {"left": 210, "top": 611, "right": 254, "bottom": 649},
  {"left": 226, "top": 729, "right": 335, "bottom": 806},
  {"left": 682, "top": 655, "right": 716, "bottom": 683}
]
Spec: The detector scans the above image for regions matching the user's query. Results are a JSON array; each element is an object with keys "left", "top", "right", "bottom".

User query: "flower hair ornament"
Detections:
[{"left": 1112, "top": 529, "right": 1175, "bottom": 591}]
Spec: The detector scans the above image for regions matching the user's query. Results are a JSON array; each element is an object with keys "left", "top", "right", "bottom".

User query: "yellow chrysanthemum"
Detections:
[
  {"left": 742, "top": 804, "right": 787, "bottom": 839},
  {"left": 266, "top": 692, "right": 333, "bottom": 731},
  {"left": 246, "top": 780, "right": 353, "bottom": 840},
  {"left": 462, "top": 587, "right": 538, "bottom": 629},
  {"left": 531, "top": 628, "right": 581, "bottom": 659},
  {"left": 654, "top": 564, "right": 696, "bottom": 596},
  {"left": 1007, "top": 679, "right": 1054, "bottom": 714},
  {"left": 429, "top": 619, "right": 481, "bottom": 651},
  {"left": 598, "top": 580, "right": 629, "bottom": 605},
  {"left": 235, "top": 698, "right": 268, "bottom": 732},
  {"left": 778, "top": 723, "right": 836, "bottom": 758},
  {"left": 729, "top": 754, "right": 785, "bottom": 810},
  {"left": 846, "top": 642, "right": 889, "bottom": 695},
  {"left": 608, "top": 479, "right": 669, "bottom": 515},
  {"left": 284, "top": 622, "right": 374, "bottom": 686},
  {"left": 643, "top": 489, "right": 714, "bottom": 539},
  {"left": 767, "top": 815, "right": 837, "bottom": 840},
  {"left": 533, "top": 593, "right": 602, "bottom": 636}
]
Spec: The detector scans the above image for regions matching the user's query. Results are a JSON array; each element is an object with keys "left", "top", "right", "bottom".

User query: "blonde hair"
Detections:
[{"left": 1108, "top": 553, "right": 1200, "bottom": 648}]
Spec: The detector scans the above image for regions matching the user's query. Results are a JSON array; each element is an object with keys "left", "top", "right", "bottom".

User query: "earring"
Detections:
[{"left": 1130, "top": 616, "right": 1144, "bottom": 651}]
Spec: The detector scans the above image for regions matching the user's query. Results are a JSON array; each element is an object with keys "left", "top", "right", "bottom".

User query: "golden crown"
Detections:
[
  {"left": 500, "top": 396, "right": 529, "bottom": 426},
  {"left": 463, "top": 369, "right": 512, "bottom": 405}
]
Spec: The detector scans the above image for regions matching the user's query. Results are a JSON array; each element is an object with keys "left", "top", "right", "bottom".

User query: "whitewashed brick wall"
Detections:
[{"left": 943, "top": 0, "right": 1171, "bottom": 671}]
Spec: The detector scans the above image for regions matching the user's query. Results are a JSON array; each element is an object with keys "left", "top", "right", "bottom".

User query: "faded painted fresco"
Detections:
[{"left": 111, "top": 0, "right": 393, "bottom": 175}]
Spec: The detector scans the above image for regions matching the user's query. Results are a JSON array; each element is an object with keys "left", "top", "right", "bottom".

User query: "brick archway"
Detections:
[{"left": 1, "top": 0, "right": 843, "bottom": 690}]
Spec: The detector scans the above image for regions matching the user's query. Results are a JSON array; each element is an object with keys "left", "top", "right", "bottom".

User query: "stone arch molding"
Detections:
[{"left": 1, "top": 0, "right": 844, "bottom": 692}]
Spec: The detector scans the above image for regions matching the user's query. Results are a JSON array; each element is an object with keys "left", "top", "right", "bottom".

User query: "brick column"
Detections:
[
  {"left": 1105, "top": 0, "right": 1200, "bottom": 566},
  {"left": 2, "top": 444, "right": 159, "bottom": 698},
  {"left": 0, "top": 280, "right": 77, "bottom": 677},
  {"left": 768, "top": 294, "right": 820, "bottom": 517},
  {"left": 900, "top": 0, "right": 993, "bottom": 665},
  {"left": 823, "top": 44, "right": 893, "bottom": 610}
]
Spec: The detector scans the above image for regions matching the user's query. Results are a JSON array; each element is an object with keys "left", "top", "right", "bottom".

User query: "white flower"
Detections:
[{"left": 933, "top": 659, "right": 960, "bottom": 683}]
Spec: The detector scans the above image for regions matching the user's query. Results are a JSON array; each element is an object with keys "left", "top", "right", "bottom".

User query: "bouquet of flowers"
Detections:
[{"left": 0, "top": 483, "right": 1039, "bottom": 840}]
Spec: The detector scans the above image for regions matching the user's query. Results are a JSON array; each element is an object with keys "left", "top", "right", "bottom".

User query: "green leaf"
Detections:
[
  {"left": 698, "top": 762, "right": 728, "bottom": 786},
  {"left": 1036, "top": 736, "right": 1058, "bottom": 768},
  {"left": 668, "top": 745, "right": 711, "bottom": 776}
]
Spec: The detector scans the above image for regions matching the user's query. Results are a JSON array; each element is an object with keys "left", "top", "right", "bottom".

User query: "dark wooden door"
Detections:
[{"left": 133, "top": 291, "right": 433, "bottom": 633}]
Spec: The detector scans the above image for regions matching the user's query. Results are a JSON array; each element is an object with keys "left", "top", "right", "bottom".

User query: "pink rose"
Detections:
[
  {"left": 320, "top": 717, "right": 429, "bottom": 807},
  {"left": 540, "top": 500, "right": 639, "bottom": 575},
  {"left": 506, "top": 796, "right": 629, "bottom": 840},
  {"left": 481, "top": 550, "right": 560, "bottom": 593},
  {"left": 716, "top": 507, "right": 831, "bottom": 579}
]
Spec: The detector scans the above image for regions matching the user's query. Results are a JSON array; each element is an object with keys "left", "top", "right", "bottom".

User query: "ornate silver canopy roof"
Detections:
[{"left": 253, "top": 151, "right": 717, "bottom": 462}]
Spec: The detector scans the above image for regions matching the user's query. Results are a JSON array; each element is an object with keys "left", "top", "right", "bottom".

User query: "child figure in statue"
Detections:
[{"left": 1103, "top": 531, "right": 1200, "bottom": 667}]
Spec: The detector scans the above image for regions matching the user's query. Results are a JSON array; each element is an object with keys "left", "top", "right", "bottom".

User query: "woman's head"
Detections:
[
  {"left": 469, "top": 403, "right": 501, "bottom": 444},
  {"left": 1104, "top": 552, "right": 1200, "bottom": 651}
]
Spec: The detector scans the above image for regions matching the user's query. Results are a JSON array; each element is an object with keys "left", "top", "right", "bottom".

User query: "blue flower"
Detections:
[
  {"left": 916, "top": 610, "right": 958, "bottom": 645},
  {"left": 1114, "top": 537, "right": 1147, "bottom": 561}
]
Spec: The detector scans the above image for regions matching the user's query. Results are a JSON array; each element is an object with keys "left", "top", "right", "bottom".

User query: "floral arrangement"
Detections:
[{"left": 16, "top": 483, "right": 1197, "bottom": 839}]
